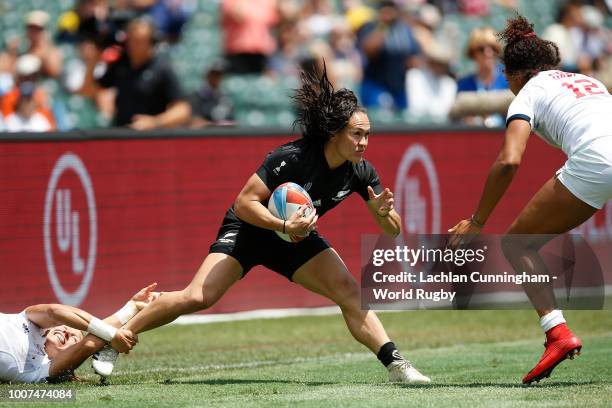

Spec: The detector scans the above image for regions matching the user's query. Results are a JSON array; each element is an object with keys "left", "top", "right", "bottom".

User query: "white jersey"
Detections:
[
  {"left": 506, "top": 70, "right": 612, "bottom": 157},
  {"left": 0, "top": 312, "right": 51, "bottom": 383}
]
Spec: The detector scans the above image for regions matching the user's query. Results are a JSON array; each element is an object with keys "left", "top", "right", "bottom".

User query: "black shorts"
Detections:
[{"left": 209, "top": 216, "right": 331, "bottom": 280}]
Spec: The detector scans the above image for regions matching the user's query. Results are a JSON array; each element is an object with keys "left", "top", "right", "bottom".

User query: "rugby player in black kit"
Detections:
[{"left": 106, "top": 66, "right": 431, "bottom": 384}]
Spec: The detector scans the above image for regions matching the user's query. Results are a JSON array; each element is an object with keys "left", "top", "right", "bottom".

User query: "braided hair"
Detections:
[
  {"left": 292, "top": 62, "right": 365, "bottom": 148},
  {"left": 498, "top": 15, "right": 561, "bottom": 78}
]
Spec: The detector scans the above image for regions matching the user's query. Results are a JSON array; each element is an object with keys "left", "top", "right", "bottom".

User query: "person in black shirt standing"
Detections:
[
  {"left": 110, "top": 66, "right": 430, "bottom": 384},
  {"left": 82, "top": 18, "right": 191, "bottom": 130}
]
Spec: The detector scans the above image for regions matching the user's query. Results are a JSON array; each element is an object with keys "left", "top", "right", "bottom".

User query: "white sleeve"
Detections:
[
  {"left": 506, "top": 83, "right": 541, "bottom": 128},
  {"left": 0, "top": 352, "right": 49, "bottom": 384},
  {"left": 10, "top": 359, "right": 51, "bottom": 384}
]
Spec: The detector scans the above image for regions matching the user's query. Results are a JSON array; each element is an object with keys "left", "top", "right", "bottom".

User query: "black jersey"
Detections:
[{"left": 224, "top": 138, "right": 383, "bottom": 225}]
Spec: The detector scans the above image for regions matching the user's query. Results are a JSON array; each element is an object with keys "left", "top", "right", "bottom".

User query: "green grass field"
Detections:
[{"left": 2, "top": 310, "right": 611, "bottom": 407}]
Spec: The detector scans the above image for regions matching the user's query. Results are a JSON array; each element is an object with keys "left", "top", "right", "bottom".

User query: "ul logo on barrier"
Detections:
[
  {"left": 55, "top": 189, "right": 85, "bottom": 273},
  {"left": 44, "top": 153, "right": 97, "bottom": 306},
  {"left": 394, "top": 144, "right": 441, "bottom": 234}
]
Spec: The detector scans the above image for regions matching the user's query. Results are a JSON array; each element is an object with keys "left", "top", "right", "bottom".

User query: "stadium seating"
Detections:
[{"left": 0, "top": 0, "right": 582, "bottom": 129}]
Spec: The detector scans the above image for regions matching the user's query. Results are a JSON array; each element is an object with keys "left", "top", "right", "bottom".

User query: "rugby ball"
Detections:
[{"left": 268, "top": 182, "right": 314, "bottom": 242}]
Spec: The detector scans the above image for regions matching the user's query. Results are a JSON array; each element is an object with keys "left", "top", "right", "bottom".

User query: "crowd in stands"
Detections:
[{"left": 0, "top": 0, "right": 610, "bottom": 132}]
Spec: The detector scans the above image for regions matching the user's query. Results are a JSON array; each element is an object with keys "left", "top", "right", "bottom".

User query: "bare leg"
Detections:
[
  {"left": 125, "top": 253, "right": 243, "bottom": 334},
  {"left": 503, "top": 177, "right": 597, "bottom": 316},
  {"left": 292, "top": 248, "right": 390, "bottom": 354}
]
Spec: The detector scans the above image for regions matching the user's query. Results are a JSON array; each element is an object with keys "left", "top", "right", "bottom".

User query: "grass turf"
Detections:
[{"left": 1, "top": 310, "right": 611, "bottom": 407}]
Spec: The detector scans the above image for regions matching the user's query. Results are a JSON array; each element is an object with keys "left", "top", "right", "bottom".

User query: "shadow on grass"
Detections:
[
  {"left": 159, "top": 378, "right": 601, "bottom": 388},
  {"left": 392, "top": 380, "right": 600, "bottom": 389},
  {"left": 161, "top": 378, "right": 336, "bottom": 386}
]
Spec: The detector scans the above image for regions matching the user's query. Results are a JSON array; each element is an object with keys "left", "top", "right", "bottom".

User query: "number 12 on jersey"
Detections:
[{"left": 562, "top": 79, "right": 604, "bottom": 99}]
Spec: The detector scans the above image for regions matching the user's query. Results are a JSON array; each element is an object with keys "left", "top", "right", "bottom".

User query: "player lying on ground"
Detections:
[
  {"left": 449, "top": 15, "right": 612, "bottom": 384},
  {"left": 0, "top": 283, "right": 159, "bottom": 383},
  {"left": 103, "top": 64, "right": 430, "bottom": 384}
]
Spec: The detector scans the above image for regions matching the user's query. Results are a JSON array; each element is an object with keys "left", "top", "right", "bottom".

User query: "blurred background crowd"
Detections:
[{"left": 0, "top": 0, "right": 610, "bottom": 132}]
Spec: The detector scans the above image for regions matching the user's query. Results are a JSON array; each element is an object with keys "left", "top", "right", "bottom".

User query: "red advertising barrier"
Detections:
[{"left": 1, "top": 130, "right": 610, "bottom": 315}]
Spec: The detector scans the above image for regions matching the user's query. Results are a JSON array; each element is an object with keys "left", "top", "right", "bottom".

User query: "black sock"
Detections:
[{"left": 377, "top": 341, "right": 403, "bottom": 367}]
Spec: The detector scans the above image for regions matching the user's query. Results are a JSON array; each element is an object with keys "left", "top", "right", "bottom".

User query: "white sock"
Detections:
[{"left": 539, "top": 310, "right": 566, "bottom": 332}]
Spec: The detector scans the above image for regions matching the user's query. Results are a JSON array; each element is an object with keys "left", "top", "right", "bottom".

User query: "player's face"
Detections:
[
  {"left": 44, "top": 325, "right": 84, "bottom": 359},
  {"left": 334, "top": 111, "right": 370, "bottom": 164}
]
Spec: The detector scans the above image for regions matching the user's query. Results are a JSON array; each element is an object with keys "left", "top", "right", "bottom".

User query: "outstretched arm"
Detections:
[
  {"left": 44, "top": 284, "right": 158, "bottom": 379},
  {"left": 448, "top": 120, "right": 531, "bottom": 245}
]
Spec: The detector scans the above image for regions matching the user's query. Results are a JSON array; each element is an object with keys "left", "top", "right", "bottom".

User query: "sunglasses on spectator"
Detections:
[
  {"left": 473, "top": 45, "right": 498, "bottom": 55},
  {"left": 26, "top": 24, "right": 44, "bottom": 31}
]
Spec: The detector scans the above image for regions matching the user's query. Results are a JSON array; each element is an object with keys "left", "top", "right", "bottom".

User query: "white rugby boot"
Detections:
[
  {"left": 92, "top": 345, "right": 119, "bottom": 377},
  {"left": 387, "top": 359, "right": 431, "bottom": 384}
]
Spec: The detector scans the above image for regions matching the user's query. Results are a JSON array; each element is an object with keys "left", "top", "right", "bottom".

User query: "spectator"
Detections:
[
  {"left": 23, "top": 11, "right": 64, "bottom": 79},
  {"left": 356, "top": 0, "right": 421, "bottom": 110},
  {"left": 328, "top": 21, "right": 362, "bottom": 90},
  {"left": 0, "top": 11, "right": 64, "bottom": 81},
  {"left": 4, "top": 82, "right": 54, "bottom": 132},
  {"left": 542, "top": 1, "right": 584, "bottom": 72},
  {"left": 405, "top": 42, "right": 456, "bottom": 121},
  {"left": 82, "top": 18, "right": 191, "bottom": 129},
  {"left": 457, "top": 27, "right": 508, "bottom": 93},
  {"left": 57, "top": 0, "right": 129, "bottom": 123},
  {"left": 189, "top": 61, "right": 235, "bottom": 127},
  {"left": 577, "top": 5, "right": 607, "bottom": 75},
  {"left": 2, "top": 55, "right": 55, "bottom": 132},
  {"left": 456, "top": 27, "right": 508, "bottom": 126},
  {"left": 221, "top": 0, "right": 279, "bottom": 74},
  {"left": 266, "top": 18, "right": 306, "bottom": 78}
]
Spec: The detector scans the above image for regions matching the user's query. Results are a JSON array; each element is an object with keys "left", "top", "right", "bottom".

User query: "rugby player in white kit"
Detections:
[
  {"left": 449, "top": 15, "right": 612, "bottom": 384},
  {"left": 0, "top": 283, "right": 158, "bottom": 383}
]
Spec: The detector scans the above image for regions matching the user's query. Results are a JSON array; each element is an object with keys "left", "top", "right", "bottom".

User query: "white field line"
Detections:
[{"left": 171, "top": 306, "right": 343, "bottom": 325}]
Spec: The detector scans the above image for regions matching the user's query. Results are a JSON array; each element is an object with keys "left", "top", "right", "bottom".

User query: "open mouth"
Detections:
[{"left": 54, "top": 333, "right": 66, "bottom": 345}]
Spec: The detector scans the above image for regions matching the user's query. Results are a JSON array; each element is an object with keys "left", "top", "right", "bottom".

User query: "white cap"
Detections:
[
  {"left": 26, "top": 10, "right": 50, "bottom": 28},
  {"left": 15, "top": 54, "right": 42, "bottom": 77}
]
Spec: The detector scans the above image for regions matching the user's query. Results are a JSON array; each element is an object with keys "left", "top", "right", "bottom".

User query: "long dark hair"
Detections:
[
  {"left": 292, "top": 62, "right": 364, "bottom": 148},
  {"left": 498, "top": 15, "right": 560, "bottom": 78}
]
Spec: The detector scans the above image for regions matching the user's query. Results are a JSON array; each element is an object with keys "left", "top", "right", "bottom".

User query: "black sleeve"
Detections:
[
  {"left": 255, "top": 145, "right": 297, "bottom": 191},
  {"left": 355, "top": 160, "right": 383, "bottom": 201},
  {"left": 160, "top": 63, "right": 184, "bottom": 104}
]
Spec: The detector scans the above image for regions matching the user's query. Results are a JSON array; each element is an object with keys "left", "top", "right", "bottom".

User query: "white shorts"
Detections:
[{"left": 556, "top": 136, "right": 612, "bottom": 209}]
